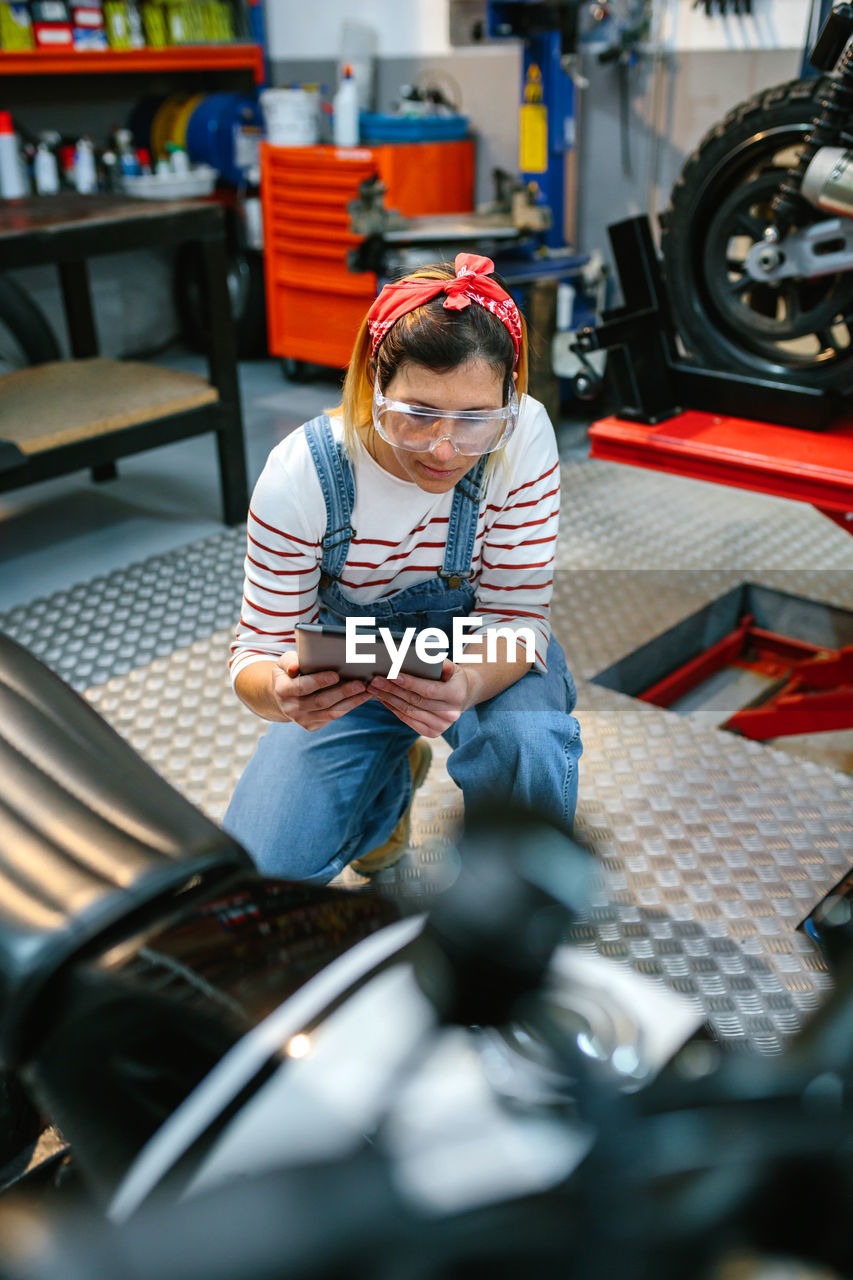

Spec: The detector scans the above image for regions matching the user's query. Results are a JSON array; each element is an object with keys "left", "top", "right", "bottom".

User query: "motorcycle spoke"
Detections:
[
  {"left": 749, "top": 284, "right": 780, "bottom": 318},
  {"left": 800, "top": 278, "right": 833, "bottom": 311},
  {"left": 781, "top": 283, "right": 801, "bottom": 322},
  {"left": 734, "top": 211, "right": 766, "bottom": 240},
  {"left": 817, "top": 327, "right": 839, "bottom": 352},
  {"left": 730, "top": 274, "right": 753, "bottom": 296}
]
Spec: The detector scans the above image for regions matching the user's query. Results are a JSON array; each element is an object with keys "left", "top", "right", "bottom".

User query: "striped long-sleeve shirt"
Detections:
[{"left": 230, "top": 394, "right": 559, "bottom": 683}]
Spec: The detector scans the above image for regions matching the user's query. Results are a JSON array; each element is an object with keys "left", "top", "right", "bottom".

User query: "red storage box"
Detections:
[{"left": 261, "top": 140, "right": 475, "bottom": 369}]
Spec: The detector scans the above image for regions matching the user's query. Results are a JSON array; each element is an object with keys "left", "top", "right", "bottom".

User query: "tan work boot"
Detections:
[{"left": 352, "top": 739, "right": 433, "bottom": 875}]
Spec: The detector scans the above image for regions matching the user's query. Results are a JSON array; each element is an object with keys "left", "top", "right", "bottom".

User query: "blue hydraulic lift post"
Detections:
[{"left": 488, "top": 2, "right": 577, "bottom": 249}]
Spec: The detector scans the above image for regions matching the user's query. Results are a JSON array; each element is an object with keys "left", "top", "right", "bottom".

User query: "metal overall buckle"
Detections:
[
  {"left": 321, "top": 523, "right": 356, "bottom": 550},
  {"left": 438, "top": 569, "right": 473, "bottom": 591},
  {"left": 319, "top": 524, "right": 355, "bottom": 588}
]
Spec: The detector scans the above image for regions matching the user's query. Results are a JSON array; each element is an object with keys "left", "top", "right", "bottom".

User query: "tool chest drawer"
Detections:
[{"left": 261, "top": 141, "right": 474, "bottom": 369}]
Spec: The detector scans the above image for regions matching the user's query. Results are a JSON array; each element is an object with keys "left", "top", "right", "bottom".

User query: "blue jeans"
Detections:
[{"left": 223, "top": 636, "right": 582, "bottom": 885}]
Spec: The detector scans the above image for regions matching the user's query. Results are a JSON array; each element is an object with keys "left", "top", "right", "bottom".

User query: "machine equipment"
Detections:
[
  {"left": 487, "top": 0, "right": 580, "bottom": 249},
  {"left": 659, "top": 2, "right": 853, "bottom": 396}
]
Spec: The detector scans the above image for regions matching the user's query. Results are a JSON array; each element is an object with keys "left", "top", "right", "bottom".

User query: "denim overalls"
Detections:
[{"left": 224, "top": 415, "right": 582, "bottom": 885}]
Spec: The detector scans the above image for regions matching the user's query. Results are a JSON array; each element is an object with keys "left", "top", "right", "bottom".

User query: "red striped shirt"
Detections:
[{"left": 231, "top": 399, "right": 560, "bottom": 686}]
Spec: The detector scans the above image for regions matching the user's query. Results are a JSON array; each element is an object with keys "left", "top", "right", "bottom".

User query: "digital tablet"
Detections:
[{"left": 295, "top": 622, "right": 444, "bottom": 682}]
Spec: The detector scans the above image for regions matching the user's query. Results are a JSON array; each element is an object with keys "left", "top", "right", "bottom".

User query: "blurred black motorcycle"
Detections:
[
  {"left": 0, "top": 631, "right": 699, "bottom": 1215},
  {"left": 5, "top": 629, "right": 853, "bottom": 1279}
]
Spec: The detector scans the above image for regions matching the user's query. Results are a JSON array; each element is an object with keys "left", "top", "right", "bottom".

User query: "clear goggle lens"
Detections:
[{"left": 372, "top": 383, "right": 519, "bottom": 456}]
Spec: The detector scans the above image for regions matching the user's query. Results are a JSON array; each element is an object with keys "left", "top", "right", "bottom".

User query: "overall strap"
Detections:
[
  {"left": 303, "top": 415, "right": 356, "bottom": 582},
  {"left": 440, "top": 455, "right": 488, "bottom": 585}
]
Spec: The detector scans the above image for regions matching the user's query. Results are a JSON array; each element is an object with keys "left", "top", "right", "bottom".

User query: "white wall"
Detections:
[
  {"left": 660, "top": 0, "right": 810, "bottom": 51},
  {"left": 575, "top": 44, "right": 801, "bottom": 269},
  {"left": 263, "top": 0, "right": 452, "bottom": 59}
]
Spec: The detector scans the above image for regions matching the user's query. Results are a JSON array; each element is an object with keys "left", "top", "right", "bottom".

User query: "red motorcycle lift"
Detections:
[
  {"left": 589, "top": 407, "right": 853, "bottom": 528},
  {"left": 639, "top": 613, "right": 853, "bottom": 739}
]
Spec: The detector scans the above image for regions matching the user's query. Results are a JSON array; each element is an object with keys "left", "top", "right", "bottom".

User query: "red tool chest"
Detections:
[{"left": 261, "top": 140, "right": 475, "bottom": 369}]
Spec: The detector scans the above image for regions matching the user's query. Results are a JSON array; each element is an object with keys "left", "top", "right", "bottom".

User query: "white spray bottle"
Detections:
[{"left": 333, "top": 64, "right": 360, "bottom": 148}]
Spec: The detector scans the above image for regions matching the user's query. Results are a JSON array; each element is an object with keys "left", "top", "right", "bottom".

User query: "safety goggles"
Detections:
[{"left": 371, "top": 382, "right": 519, "bottom": 457}]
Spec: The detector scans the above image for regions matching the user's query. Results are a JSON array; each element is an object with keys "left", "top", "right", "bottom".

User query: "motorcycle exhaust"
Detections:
[{"left": 802, "top": 145, "right": 853, "bottom": 216}]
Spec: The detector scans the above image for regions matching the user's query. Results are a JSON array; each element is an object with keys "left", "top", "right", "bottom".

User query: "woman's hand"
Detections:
[
  {"left": 272, "top": 651, "right": 372, "bottom": 731},
  {"left": 368, "top": 661, "right": 472, "bottom": 738}
]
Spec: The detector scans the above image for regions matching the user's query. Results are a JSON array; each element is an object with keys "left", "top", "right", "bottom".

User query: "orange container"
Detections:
[{"left": 261, "top": 140, "right": 475, "bottom": 368}]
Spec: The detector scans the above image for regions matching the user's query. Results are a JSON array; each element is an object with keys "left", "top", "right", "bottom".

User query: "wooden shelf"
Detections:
[
  {"left": 0, "top": 43, "right": 264, "bottom": 83},
  {"left": 0, "top": 358, "right": 218, "bottom": 455}
]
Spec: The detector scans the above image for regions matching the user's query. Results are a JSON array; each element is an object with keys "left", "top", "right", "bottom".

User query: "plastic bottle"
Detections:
[
  {"left": 340, "top": 19, "right": 377, "bottom": 114},
  {"left": 60, "top": 145, "right": 76, "bottom": 188},
  {"left": 115, "top": 127, "right": 141, "bottom": 178},
  {"left": 166, "top": 143, "right": 189, "bottom": 174},
  {"left": 332, "top": 64, "right": 360, "bottom": 148},
  {"left": 0, "top": 111, "right": 26, "bottom": 199},
  {"left": 33, "top": 141, "right": 60, "bottom": 194},
  {"left": 74, "top": 137, "right": 98, "bottom": 193},
  {"left": 101, "top": 150, "right": 120, "bottom": 193}
]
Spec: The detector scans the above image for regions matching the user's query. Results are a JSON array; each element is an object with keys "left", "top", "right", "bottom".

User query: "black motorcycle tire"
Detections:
[
  {"left": 0, "top": 1070, "right": 43, "bottom": 1169},
  {"left": 0, "top": 274, "right": 62, "bottom": 368},
  {"left": 660, "top": 76, "right": 853, "bottom": 392},
  {"left": 174, "top": 243, "right": 267, "bottom": 360}
]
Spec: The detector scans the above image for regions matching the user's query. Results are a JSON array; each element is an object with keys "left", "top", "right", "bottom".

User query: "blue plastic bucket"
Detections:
[{"left": 359, "top": 113, "right": 469, "bottom": 143}]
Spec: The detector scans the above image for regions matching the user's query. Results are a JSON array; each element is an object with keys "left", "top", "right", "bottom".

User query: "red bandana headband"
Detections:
[{"left": 366, "top": 252, "right": 522, "bottom": 368}]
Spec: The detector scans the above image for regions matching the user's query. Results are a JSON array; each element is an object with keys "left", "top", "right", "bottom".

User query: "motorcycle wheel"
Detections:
[
  {"left": 0, "top": 274, "right": 61, "bottom": 374},
  {"left": 660, "top": 76, "right": 853, "bottom": 391},
  {"left": 0, "top": 1070, "right": 42, "bottom": 1169},
  {"left": 174, "top": 243, "right": 267, "bottom": 360}
]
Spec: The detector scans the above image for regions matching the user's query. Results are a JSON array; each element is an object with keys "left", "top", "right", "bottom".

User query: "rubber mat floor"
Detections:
[{"left": 3, "top": 447, "right": 852, "bottom": 1054}]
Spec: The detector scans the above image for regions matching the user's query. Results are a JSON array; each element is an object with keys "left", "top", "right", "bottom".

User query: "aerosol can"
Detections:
[
  {"left": 0, "top": 111, "right": 25, "bottom": 198},
  {"left": 74, "top": 137, "right": 98, "bottom": 194},
  {"left": 33, "top": 136, "right": 60, "bottom": 194},
  {"left": 333, "top": 64, "right": 360, "bottom": 148}
]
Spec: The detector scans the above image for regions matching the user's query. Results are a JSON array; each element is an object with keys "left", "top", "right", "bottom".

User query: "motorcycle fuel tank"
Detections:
[{"left": 97, "top": 871, "right": 402, "bottom": 1031}]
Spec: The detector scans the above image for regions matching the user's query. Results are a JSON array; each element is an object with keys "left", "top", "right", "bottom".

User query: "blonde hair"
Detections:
[{"left": 332, "top": 262, "right": 529, "bottom": 481}]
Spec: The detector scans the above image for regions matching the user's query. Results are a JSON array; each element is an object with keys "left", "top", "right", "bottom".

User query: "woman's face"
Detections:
[{"left": 374, "top": 359, "right": 506, "bottom": 493}]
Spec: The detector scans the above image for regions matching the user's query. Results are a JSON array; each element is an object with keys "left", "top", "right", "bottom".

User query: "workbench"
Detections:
[{"left": 0, "top": 194, "right": 248, "bottom": 526}]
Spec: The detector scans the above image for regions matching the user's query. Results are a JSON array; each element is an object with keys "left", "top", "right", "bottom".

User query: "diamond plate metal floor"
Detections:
[{"left": 3, "top": 448, "right": 853, "bottom": 1054}]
